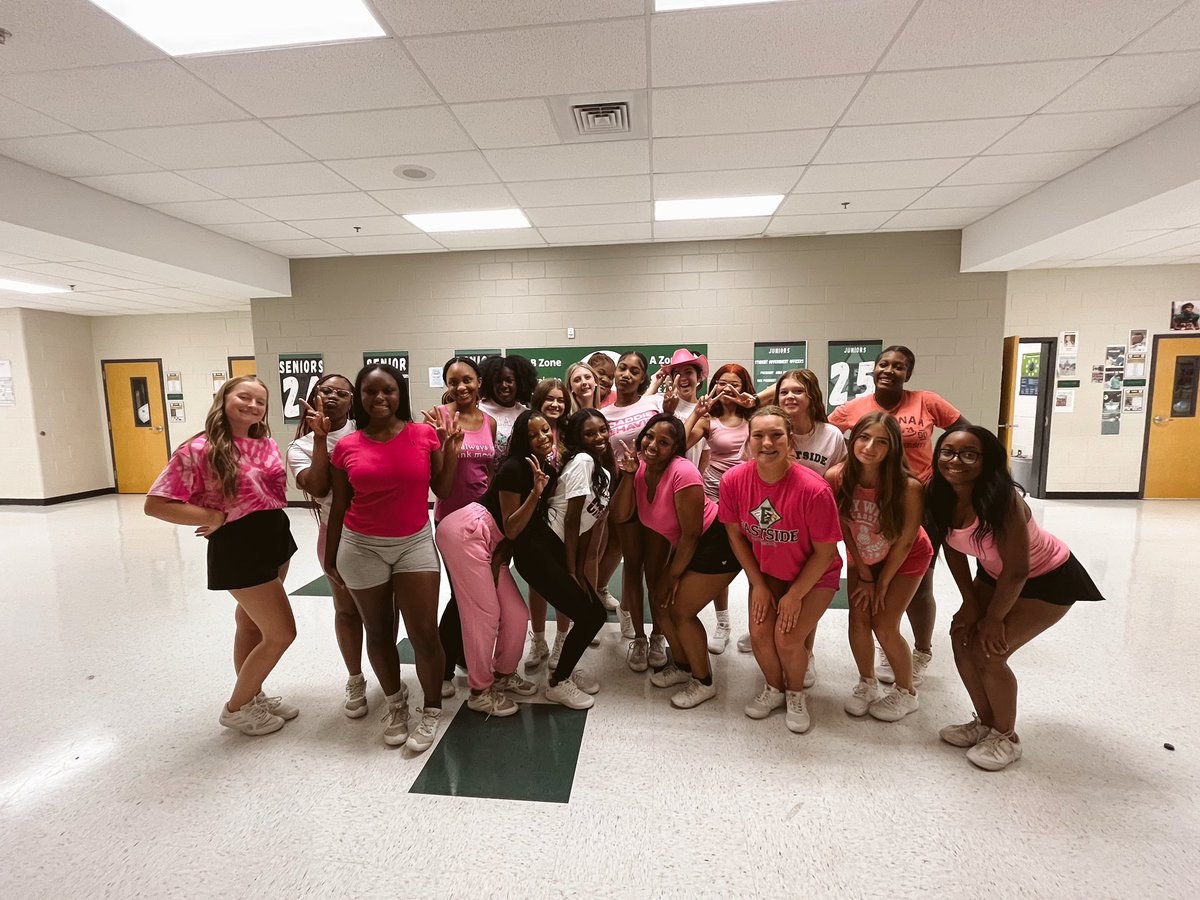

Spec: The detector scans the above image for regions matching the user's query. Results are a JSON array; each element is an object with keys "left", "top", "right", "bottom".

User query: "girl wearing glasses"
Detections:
[
  {"left": 286, "top": 374, "right": 367, "bottom": 718},
  {"left": 927, "top": 427, "right": 1103, "bottom": 771}
]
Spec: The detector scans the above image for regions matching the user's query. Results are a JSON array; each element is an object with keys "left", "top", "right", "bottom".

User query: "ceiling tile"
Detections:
[
  {"left": 796, "top": 158, "right": 971, "bottom": 193},
  {"left": 880, "top": 0, "right": 1180, "bottom": 69},
  {"left": 652, "top": 130, "right": 826, "bottom": 173},
  {"left": 540, "top": 223, "right": 651, "bottom": 244},
  {"left": 181, "top": 40, "right": 438, "bottom": 117},
  {"left": 0, "top": 96, "right": 75, "bottom": 139},
  {"left": 450, "top": 99, "right": 561, "bottom": 150},
  {"left": 484, "top": 142, "right": 649, "bottom": 182},
  {"left": 15, "top": 262, "right": 160, "bottom": 289},
  {"left": 0, "top": 61, "right": 250, "bottom": 131},
  {"left": 326, "top": 234, "right": 443, "bottom": 254},
  {"left": 526, "top": 203, "right": 651, "bottom": 227},
  {"left": 1123, "top": 1, "right": 1200, "bottom": 52},
  {"left": 653, "top": 217, "right": 769, "bottom": 240},
  {"left": 1043, "top": 52, "right": 1200, "bottom": 113},
  {"left": 252, "top": 238, "right": 345, "bottom": 257},
  {"left": 843, "top": 59, "right": 1099, "bottom": 125},
  {"left": 883, "top": 208, "right": 997, "bottom": 229},
  {"left": 0, "top": 0, "right": 164, "bottom": 76},
  {"left": 653, "top": 77, "right": 862, "bottom": 137},
  {"left": 178, "top": 162, "right": 355, "bottom": 198},
  {"left": 101, "top": 121, "right": 312, "bottom": 168},
  {"left": 766, "top": 211, "right": 894, "bottom": 234},
  {"left": 507, "top": 175, "right": 652, "bottom": 208},
  {"left": 776, "top": 189, "right": 927, "bottom": 215},
  {"left": 376, "top": 0, "right": 644, "bottom": 35},
  {"left": 287, "top": 216, "right": 421, "bottom": 238},
  {"left": 910, "top": 182, "right": 1043, "bottom": 209},
  {"left": 206, "top": 222, "right": 313, "bottom": 242},
  {"left": 266, "top": 107, "right": 472, "bottom": 159},
  {"left": 984, "top": 108, "right": 1184, "bottom": 154},
  {"left": 404, "top": 20, "right": 646, "bottom": 102},
  {"left": 943, "top": 150, "right": 1102, "bottom": 185},
  {"left": 652, "top": 0, "right": 914, "bottom": 86},
  {"left": 241, "top": 193, "right": 392, "bottom": 220},
  {"left": 370, "top": 183, "right": 518, "bottom": 214},
  {"left": 815, "top": 118, "right": 1023, "bottom": 164},
  {"left": 653, "top": 167, "right": 802, "bottom": 199},
  {"left": 1093, "top": 228, "right": 1200, "bottom": 257},
  {"left": 74, "top": 172, "right": 222, "bottom": 204},
  {"left": 433, "top": 229, "right": 546, "bottom": 249},
  {"left": 327, "top": 151, "right": 498, "bottom": 191},
  {"left": 148, "top": 200, "right": 276, "bottom": 225},
  {"left": 0, "top": 133, "right": 158, "bottom": 176}
]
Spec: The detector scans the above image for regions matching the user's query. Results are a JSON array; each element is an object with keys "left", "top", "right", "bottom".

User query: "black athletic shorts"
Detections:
[
  {"left": 975, "top": 553, "right": 1104, "bottom": 606},
  {"left": 207, "top": 508, "right": 297, "bottom": 591},
  {"left": 686, "top": 519, "right": 742, "bottom": 576}
]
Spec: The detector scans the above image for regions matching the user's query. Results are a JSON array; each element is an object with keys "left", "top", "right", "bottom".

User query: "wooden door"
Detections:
[
  {"left": 102, "top": 360, "right": 169, "bottom": 493},
  {"left": 228, "top": 356, "right": 256, "bottom": 379},
  {"left": 1144, "top": 336, "right": 1200, "bottom": 499},
  {"left": 997, "top": 335, "right": 1019, "bottom": 455}
]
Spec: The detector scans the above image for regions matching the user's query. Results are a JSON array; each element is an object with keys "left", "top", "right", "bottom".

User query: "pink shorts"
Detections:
[{"left": 894, "top": 528, "right": 935, "bottom": 578}]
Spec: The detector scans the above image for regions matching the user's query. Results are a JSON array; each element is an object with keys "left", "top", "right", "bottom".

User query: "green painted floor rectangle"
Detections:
[
  {"left": 291, "top": 574, "right": 332, "bottom": 596},
  {"left": 410, "top": 703, "right": 588, "bottom": 804}
]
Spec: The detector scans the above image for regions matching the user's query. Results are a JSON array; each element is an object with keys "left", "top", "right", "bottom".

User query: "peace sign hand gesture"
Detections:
[
  {"left": 662, "top": 379, "right": 679, "bottom": 416},
  {"left": 618, "top": 440, "right": 639, "bottom": 474},
  {"left": 728, "top": 389, "right": 758, "bottom": 409},
  {"left": 527, "top": 455, "right": 550, "bottom": 497},
  {"left": 300, "top": 394, "right": 330, "bottom": 437}
]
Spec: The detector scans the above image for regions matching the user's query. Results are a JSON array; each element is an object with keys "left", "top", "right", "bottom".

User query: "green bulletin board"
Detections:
[
  {"left": 453, "top": 349, "right": 503, "bottom": 366},
  {"left": 827, "top": 340, "right": 882, "bottom": 414},
  {"left": 362, "top": 351, "right": 409, "bottom": 382},
  {"left": 752, "top": 341, "right": 808, "bottom": 391},
  {"left": 508, "top": 344, "right": 709, "bottom": 390}
]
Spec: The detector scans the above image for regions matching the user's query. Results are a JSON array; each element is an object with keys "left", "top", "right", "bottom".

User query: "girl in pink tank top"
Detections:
[{"left": 927, "top": 426, "right": 1103, "bottom": 772}]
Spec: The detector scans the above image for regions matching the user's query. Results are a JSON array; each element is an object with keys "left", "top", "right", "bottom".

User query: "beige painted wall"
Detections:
[
  {"left": 0, "top": 309, "right": 44, "bottom": 500},
  {"left": 1007, "top": 264, "right": 1200, "bottom": 492}
]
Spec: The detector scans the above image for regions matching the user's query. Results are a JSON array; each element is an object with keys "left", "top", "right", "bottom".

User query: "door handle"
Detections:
[
  {"left": 152, "top": 426, "right": 164, "bottom": 433},
  {"left": 1153, "top": 416, "right": 1167, "bottom": 424}
]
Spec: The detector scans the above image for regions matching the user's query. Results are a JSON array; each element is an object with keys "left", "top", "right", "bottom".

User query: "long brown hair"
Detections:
[
  {"left": 775, "top": 368, "right": 829, "bottom": 424},
  {"left": 532, "top": 377, "right": 569, "bottom": 461},
  {"left": 203, "top": 375, "right": 271, "bottom": 500},
  {"left": 836, "top": 411, "right": 913, "bottom": 542}
]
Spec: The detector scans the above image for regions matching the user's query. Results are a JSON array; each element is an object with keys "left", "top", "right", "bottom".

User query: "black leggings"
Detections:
[
  {"left": 515, "top": 524, "right": 607, "bottom": 684},
  {"left": 438, "top": 588, "right": 466, "bottom": 680}
]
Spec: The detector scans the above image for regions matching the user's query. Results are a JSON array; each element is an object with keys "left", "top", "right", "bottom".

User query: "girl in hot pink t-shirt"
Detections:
[
  {"left": 611, "top": 413, "right": 741, "bottom": 711},
  {"left": 718, "top": 406, "right": 843, "bottom": 736}
]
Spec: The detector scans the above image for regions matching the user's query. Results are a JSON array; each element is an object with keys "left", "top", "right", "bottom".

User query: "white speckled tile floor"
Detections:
[{"left": 0, "top": 496, "right": 1197, "bottom": 898}]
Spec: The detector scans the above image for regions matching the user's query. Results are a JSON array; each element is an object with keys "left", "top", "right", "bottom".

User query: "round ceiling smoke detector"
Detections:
[{"left": 394, "top": 165, "right": 435, "bottom": 182}]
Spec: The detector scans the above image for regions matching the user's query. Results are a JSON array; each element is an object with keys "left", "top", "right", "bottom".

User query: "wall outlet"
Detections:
[{"left": 567, "top": 327, "right": 576, "bottom": 339}]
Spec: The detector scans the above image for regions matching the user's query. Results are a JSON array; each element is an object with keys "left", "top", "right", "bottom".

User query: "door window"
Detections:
[{"left": 1172, "top": 356, "right": 1198, "bottom": 418}]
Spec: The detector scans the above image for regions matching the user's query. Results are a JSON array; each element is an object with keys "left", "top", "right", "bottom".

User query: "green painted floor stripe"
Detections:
[
  {"left": 291, "top": 574, "right": 333, "bottom": 596},
  {"left": 410, "top": 703, "right": 587, "bottom": 804}
]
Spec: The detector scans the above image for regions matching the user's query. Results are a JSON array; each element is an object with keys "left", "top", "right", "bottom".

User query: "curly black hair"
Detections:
[{"left": 479, "top": 354, "right": 538, "bottom": 405}]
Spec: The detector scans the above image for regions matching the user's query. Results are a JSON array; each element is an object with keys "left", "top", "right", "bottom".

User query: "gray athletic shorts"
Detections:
[{"left": 336, "top": 522, "right": 440, "bottom": 589}]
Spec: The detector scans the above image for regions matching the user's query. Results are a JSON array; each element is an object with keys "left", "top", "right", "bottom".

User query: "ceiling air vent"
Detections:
[
  {"left": 548, "top": 93, "right": 647, "bottom": 143},
  {"left": 572, "top": 103, "right": 630, "bottom": 136}
]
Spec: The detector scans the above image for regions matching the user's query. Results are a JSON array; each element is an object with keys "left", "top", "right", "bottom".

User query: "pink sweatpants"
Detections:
[{"left": 435, "top": 503, "right": 528, "bottom": 691}]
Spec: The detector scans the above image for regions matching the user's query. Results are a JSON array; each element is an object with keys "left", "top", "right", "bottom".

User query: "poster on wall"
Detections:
[
  {"left": 1170, "top": 300, "right": 1199, "bottom": 331},
  {"left": 1019, "top": 352, "right": 1040, "bottom": 395},
  {"left": 1091, "top": 365, "right": 1105, "bottom": 384},
  {"left": 1053, "top": 389, "right": 1075, "bottom": 413},
  {"left": 1102, "top": 389, "right": 1122, "bottom": 413},
  {"left": 1125, "top": 352, "right": 1147, "bottom": 386},
  {"left": 1123, "top": 388, "right": 1145, "bottom": 413},
  {"left": 453, "top": 348, "right": 503, "bottom": 366},
  {"left": 1128, "top": 329, "right": 1148, "bottom": 353},
  {"left": 362, "top": 351, "right": 409, "bottom": 382},
  {"left": 210, "top": 371, "right": 226, "bottom": 395},
  {"left": 278, "top": 353, "right": 323, "bottom": 424},
  {"left": 1104, "top": 368, "right": 1124, "bottom": 390},
  {"left": 1101, "top": 412, "right": 1121, "bottom": 434},
  {"left": 1058, "top": 331, "right": 1078, "bottom": 355},
  {"left": 507, "top": 344, "right": 710, "bottom": 394},
  {"left": 1056, "top": 355, "right": 1078, "bottom": 379},
  {"left": 1104, "top": 345, "right": 1127, "bottom": 368},
  {"left": 0, "top": 359, "right": 13, "bottom": 407},
  {"left": 753, "top": 341, "right": 808, "bottom": 391},
  {"left": 169, "top": 401, "right": 186, "bottom": 423},
  {"left": 166, "top": 370, "right": 182, "bottom": 397},
  {"left": 827, "top": 340, "right": 883, "bottom": 414}
]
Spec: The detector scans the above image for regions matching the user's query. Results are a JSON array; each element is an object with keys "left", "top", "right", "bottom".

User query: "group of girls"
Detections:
[{"left": 144, "top": 344, "right": 1103, "bottom": 772}]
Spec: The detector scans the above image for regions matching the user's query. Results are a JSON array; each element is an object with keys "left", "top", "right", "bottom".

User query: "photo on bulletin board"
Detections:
[
  {"left": 1123, "top": 388, "right": 1145, "bottom": 413},
  {"left": 1126, "top": 353, "right": 1146, "bottom": 379},
  {"left": 1102, "top": 389, "right": 1122, "bottom": 412},
  {"left": 1101, "top": 411, "right": 1121, "bottom": 435},
  {"left": 1128, "top": 329, "right": 1148, "bottom": 352},
  {"left": 166, "top": 371, "right": 182, "bottom": 396},
  {"left": 1054, "top": 389, "right": 1075, "bottom": 412},
  {"left": 1058, "top": 331, "right": 1078, "bottom": 354},
  {"left": 1170, "top": 300, "right": 1199, "bottom": 331},
  {"left": 1104, "top": 368, "right": 1124, "bottom": 390},
  {"left": 211, "top": 371, "right": 226, "bottom": 394},
  {"left": 1056, "top": 355, "right": 1078, "bottom": 378},
  {"left": 1091, "top": 365, "right": 1105, "bottom": 384},
  {"left": 1104, "top": 345, "right": 1126, "bottom": 368},
  {"left": 169, "top": 400, "right": 186, "bottom": 423}
]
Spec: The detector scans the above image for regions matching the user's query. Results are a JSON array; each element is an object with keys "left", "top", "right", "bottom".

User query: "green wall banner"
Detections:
[
  {"left": 362, "top": 351, "right": 409, "bottom": 381},
  {"left": 508, "top": 344, "right": 709, "bottom": 391},
  {"left": 278, "top": 352, "right": 323, "bottom": 424},
  {"left": 753, "top": 341, "right": 808, "bottom": 391},
  {"left": 827, "top": 340, "right": 881, "bottom": 414},
  {"left": 453, "top": 349, "right": 503, "bottom": 366}
]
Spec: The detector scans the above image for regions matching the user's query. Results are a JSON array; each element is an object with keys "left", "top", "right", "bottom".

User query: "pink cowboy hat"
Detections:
[{"left": 663, "top": 348, "right": 709, "bottom": 380}]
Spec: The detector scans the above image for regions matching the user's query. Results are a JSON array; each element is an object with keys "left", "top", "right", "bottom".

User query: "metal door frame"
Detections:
[
  {"left": 1139, "top": 333, "right": 1200, "bottom": 497},
  {"left": 100, "top": 358, "right": 170, "bottom": 492}
]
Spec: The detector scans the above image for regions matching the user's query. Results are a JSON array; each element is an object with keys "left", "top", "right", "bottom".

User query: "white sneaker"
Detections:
[
  {"left": 405, "top": 707, "right": 442, "bottom": 754},
  {"left": 649, "top": 663, "right": 691, "bottom": 688},
  {"left": 844, "top": 678, "right": 880, "bottom": 717},
  {"left": 736, "top": 632, "right": 753, "bottom": 653},
  {"left": 548, "top": 631, "right": 567, "bottom": 671},
  {"left": 256, "top": 691, "right": 299, "bottom": 721},
  {"left": 598, "top": 588, "right": 621, "bottom": 611},
  {"left": 648, "top": 634, "right": 668, "bottom": 668},
  {"left": 785, "top": 690, "right": 812, "bottom": 734},
  {"left": 627, "top": 638, "right": 649, "bottom": 672},
  {"left": 912, "top": 649, "right": 932, "bottom": 688},
  {"left": 967, "top": 729, "right": 1023, "bottom": 771},
  {"left": 467, "top": 686, "right": 519, "bottom": 718},
  {"left": 545, "top": 677, "right": 594, "bottom": 710},
  {"left": 441, "top": 679, "right": 456, "bottom": 699},
  {"left": 344, "top": 674, "right": 368, "bottom": 719},
  {"left": 940, "top": 715, "right": 992, "bottom": 748},
  {"left": 708, "top": 621, "right": 731, "bottom": 655},
  {"left": 524, "top": 633, "right": 549, "bottom": 674},
  {"left": 744, "top": 683, "right": 785, "bottom": 719},
  {"left": 381, "top": 688, "right": 410, "bottom": 746},
  {"left": 493, "top": 672, "right": 538, "bottom": 697},
  {"left": 569, "top": 669, "right": 600, "bottom": 695},
  {"left": 671, "top": 678, "right": 718, "bottom": 709},
  {"left": 219, "top": 697, "right": 284, "bottom": 736},
  {"left": 803, "top": 652, "right": 816, "bottom": 689},
  {"left": 590, "top": 633, "right": 601, "bottom": 647},
  {"left": 618, "top": 608, "right": 636, "bottom": 640},
  {"left": 869, "top": 686, "right": 919, "bottom": 722},
  {"left": 875, "top": 641, "right": 895, "bottom": 684}
]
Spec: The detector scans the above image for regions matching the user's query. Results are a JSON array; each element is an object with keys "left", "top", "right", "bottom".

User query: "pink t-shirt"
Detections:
[
  {"left": 719, "top": 461, "right": 843, "bottom": 587},
  {"left": 601, "top": 395, "right": 662, "bottom": 466},
  {"left": 946, "top": 513, "right": 1070, "bottom": 580},
  {"left": 433, "top": 405, "right": 496, "bottom": 523},
  {"left": 828, "top": 390, "right": 960, "bottom": 484},
  {"left": 331, "top": 424, "right": 440, "bottom": 538},
  {"left": 635, "top": 456, "right": 718, "bottom": 547},
  {"left": 148, "top": 435, "right": 287, "bottom": 523},
  {"left": 704, "top": 418, "right": 749, "bottom": 501}
]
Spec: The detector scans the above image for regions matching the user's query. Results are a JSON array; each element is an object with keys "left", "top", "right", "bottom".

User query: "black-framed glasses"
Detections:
[
  {"left": 938, "top": 447, "right": 981, "bottom": 464},
  {"left": 317, "top": 387, "right": 352, "bottom": 399}
]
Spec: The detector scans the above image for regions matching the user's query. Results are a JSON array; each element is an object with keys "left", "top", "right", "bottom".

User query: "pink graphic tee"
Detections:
[
  {"left": 148, "top": 435, "right": 287, "bottom": 523},
  {"left": 719, "top": 460, "right": 843, "bottom": 588},
  {"left": 434, "top": 405, "right": 496, "bottom": 523},
  {"left": 601, "top": 395, "right": 662, "bottom": 466},
  {"left": 828, "top": 390, "right": 960, "bottom": 483}
]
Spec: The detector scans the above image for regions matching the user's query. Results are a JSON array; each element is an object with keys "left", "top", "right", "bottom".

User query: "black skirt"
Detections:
[
  {"left": 975, "top": 553, "right": 1104, "bottom": 606},
  {"left": 207, "top": 509, "right": 297, "bottom": 591},
  {"left": 686, "top": 519, "right": 742, "bottom": 576}
]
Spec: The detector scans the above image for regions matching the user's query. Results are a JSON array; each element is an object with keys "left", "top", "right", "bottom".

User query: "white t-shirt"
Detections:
[
  {"left": 546, "top": 454, "right": 612, "bottom": 542},
  {"left": 739, "top": 421, "right": 847, "bottom": 476},
  {"left": 286, "top": 421, "right": 356, "bottom": 521},
  {"left": 672, "top": 398, "right": 705, "bottom": 469},
  {"left": 480, "top": 399, "right": 527, "bottom": 461}
]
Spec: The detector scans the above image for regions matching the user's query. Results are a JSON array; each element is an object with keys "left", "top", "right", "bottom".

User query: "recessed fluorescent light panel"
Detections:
[
  {"left": 655, "top": 0, "right": 792, "bottom": 11},
  {"left": 655, "top": 195, "right": 784, "bottom": 221},
  {"left": 403, "top": 209, "right": 531, "bottom": 234},
  {"left": 86, "top": 0, "right": 386, "bottom": 56},
  {"left": 0, "top": 278, "right": 69, "bottom": 294}
]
